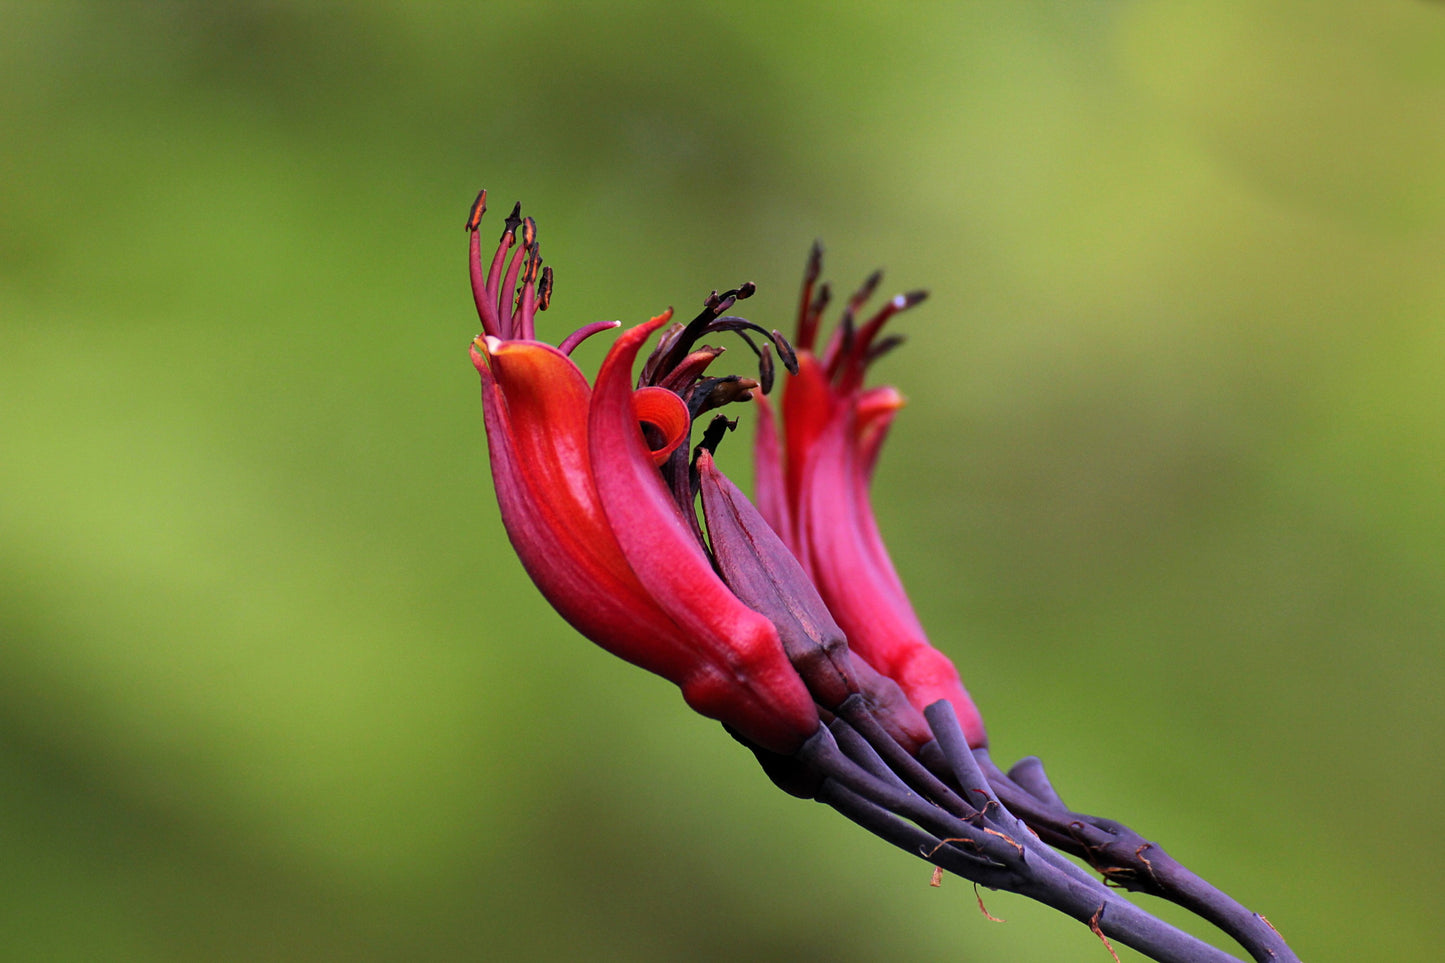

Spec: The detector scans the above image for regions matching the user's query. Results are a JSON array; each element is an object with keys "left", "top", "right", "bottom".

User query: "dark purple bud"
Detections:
[{"left": 697, "top": 450, "right": 859, "bottom": 709}]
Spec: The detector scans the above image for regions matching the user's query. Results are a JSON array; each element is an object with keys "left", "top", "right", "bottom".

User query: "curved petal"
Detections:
[
  {"left": 792, "top": 377, "right": 987, "bottom": 747},
  {"left": 631, "top": 385, "right": 691, "bottom": 466},
  {"left": 750, "top": 393, "right": 795, "bottom": 553},
  {"left": 779, "top": 353, "right": 836, "bottom": 517},
  {"left": 589, "top": 315, "right": 819, "bottom": 754},
  {"left": 474, "top": 338, "right": 709, "bottom": 688}
]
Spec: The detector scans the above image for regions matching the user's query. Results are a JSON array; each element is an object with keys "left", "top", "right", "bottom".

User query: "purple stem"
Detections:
[
  {"left": 974, "top": 750, "right": 1299, "bottom": 963},
  {"left": 923, "top": 702, "right": 1246, "bottom": 963}
]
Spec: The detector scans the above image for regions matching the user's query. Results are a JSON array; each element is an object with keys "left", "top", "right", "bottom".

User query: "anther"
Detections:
[
  {"left": 696, "top": 414, "right": 738, "bottom": 457},
  {"left": 770, "top": 330, "right": 799, "bottom": 375},
  {"left": 805, "top": 241, "right": 823, "bottom": 287},
  {"left": 522, "top": 242, "right": 541, "bottom": 285},
  {"left": 501, "top": 202, "right": 522, "bottom": 243},
  {"left": 852, "top": 269, "right": 884, "bottom": 310},
  {"left": 466, "top": 189, "right": 487, "bottom": 232}
]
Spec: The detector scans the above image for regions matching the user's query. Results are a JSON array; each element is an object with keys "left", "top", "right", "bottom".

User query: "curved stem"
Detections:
[
  {"left": 923, "top": 703, "right": 1245, "bottom": 963},
  {"left": 977, "top": 752, "right": 1299, "bottom": 963}
]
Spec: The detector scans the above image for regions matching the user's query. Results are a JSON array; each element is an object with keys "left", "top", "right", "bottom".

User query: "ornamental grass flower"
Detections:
[{"left": 463, "top": 192, "right": 1299, "bottom": 963}]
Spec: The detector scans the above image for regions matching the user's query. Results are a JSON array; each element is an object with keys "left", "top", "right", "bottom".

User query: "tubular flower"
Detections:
[
  {"left": 755, "top": 244, "right": 987, "bottom": 746},
  {"left": 466, "top": 191, "right": 817, "bottom": 754},
  {"left": 463, "top": 193, "right": 1300, "bottom": 963}
]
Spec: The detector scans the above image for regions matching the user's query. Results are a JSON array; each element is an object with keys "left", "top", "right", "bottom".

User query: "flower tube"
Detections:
[
  {"left": 468, "top": 193, "right": 817, "bottom": 754},
  {"left": 757, "top": 244, "right": 987, "bottom": 746}
]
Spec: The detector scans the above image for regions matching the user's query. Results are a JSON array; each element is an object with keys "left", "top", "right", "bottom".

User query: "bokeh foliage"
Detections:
[{"left": 3, "top": 2, "right": 1443, "bottom": 959}]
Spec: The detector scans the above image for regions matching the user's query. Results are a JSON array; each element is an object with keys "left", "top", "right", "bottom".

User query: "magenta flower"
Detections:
[
  {"left": 755, "top": 245, "right": 986, "bottom": 746},
  {"left": 463, "top": 193, "right": 1298, "bottom": 963},
  {"left": 466, "top": 192, "right": 818, "bottom": 754}
]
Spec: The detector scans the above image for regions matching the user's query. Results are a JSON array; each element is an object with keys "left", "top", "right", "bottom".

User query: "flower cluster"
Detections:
[
  {"left": 466, "top": 189, "right": 974, "bottom": 759},
  {"left": 464, "top": 192, "right": 1297, "bottom": 963}
]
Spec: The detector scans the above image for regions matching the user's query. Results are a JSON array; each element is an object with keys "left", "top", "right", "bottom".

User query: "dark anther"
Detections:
[
  {"left": 811, "top": 282, "right": 832, "bottom": 319},
  {"left": 851, "top": 269, "right": 884, "bottom": 311},
  {"left": 648, "top": 288, "right": 779, "bottom": 392},
  {"left": 704, "top": 284, "right": 755, "bottom": 317},
  {"left": 755, "top": 340, "right": 775, "bottom": 395},
  {"left": 522, "top": 216, "right": 537, "bottom": 249},
  {"left": 522, "top": 242, "right": 541, "bottom": 284},
  {"left": 710, "top": 316, "right": 801, "bottom": 381},
  {"left": 696, "top": 414, "right": 737, "bottom": 457},
  {"left": 691, "top": 377, "right": 758, "bottom": 418},
  {"left": 501, "top": 202, "right": 522, "bottom": 242},
  {"left": 467, "top": 189, "right": 487, "bottom": 232},
  {"left": 805, "top": 241, "right": 823, "bottom": 287},
  {"left": 866, "top": 334, "right": 906, "bottom": 365},
  {"left": 537, "top": 266, "right": 554, "bottom": 311},
  {"left": 770, "top": 330, "right": 799, "bottom": 375}
]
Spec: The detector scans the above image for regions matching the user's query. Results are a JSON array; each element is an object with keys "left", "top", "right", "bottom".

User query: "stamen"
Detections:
[
  {"left": 808, "top": 282, "right": 832, "bottom": 344},
  {"left": 557, "top": 319, "right": 620, "bottom": 356},
  {"left": 856, "top": 290, "right": 927, "bottom": 358},
  {"left": 823, "top": 269, "right": 883, "bottom": 378},
  {"left": 695, "top": 414, "right": 737, "bottom": 458},
  {"left": 709, "top": 316, "right": 800, "bottom": 380},
  {"left": 467, "top": 190, "right": 502, "bottom": 338},
  {"left": 466, "top": 189, "right": 487, "bottom": 232},
  {"left": 690, "top": 376, "right": 758, "bottom": 419},
  {"left": 518, "top": 240, "right": 540, "bottom": 340},
  {"left": 647, "top": 282, "right": 762, "bottom": 388},
  {"left": 865, "top": 333, "right": 906, "bottom": 366},
  {"left": 499, "top": 238, "right": 527, "bottom": 339},
  {"left": 850, "top": 269, "right": 885, "bottom": 315},
  {"left": 501, "top": 202, "right": 523, "bottom": 243},
  {"left": 467, "top": 194, "right": 560, "bottom": 343},
  {"left": 485, "top": 202, "right": 522, "bottom": 336},
  {"left": 839, "top": 289, "right": 927, "bottom": 391},
  {"left": 797, "top": 240, "right": 824, "bottom": 351},
  {"left": 754, "top": 339, "right": 775, "bottom": 395}
]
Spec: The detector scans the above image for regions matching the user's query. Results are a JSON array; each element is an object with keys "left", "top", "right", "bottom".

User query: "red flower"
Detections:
[
  {"left": 466, "top": 193, "right": 818, "bottom": 754},
  {"left": 463, "top": 198, "right": 1303, "bottom": 963},
  {"left": 755, "top": 245, "right": 988, "bottom": 747}
]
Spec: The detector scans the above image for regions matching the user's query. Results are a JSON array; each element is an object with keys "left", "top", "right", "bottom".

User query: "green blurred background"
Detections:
[{"left": 3, "top": 2, "right": 1442, "bottom": 960}]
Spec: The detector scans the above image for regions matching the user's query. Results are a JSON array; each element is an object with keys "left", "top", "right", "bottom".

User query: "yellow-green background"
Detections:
[{"left": 3, "top": 3, "right": 1441, "bottom": 960}]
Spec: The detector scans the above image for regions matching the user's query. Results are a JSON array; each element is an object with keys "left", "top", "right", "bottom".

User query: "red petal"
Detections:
[
  {"left": 751, "top": 393, "right": 796, "bottom": 555},
  {"left": 589, "top": 314, "right": 819, "bottom": 753},
  {"left": 780, "top": 353, "right": 836, "bottom": 518},
  {"left": 473, "top": 341, "right": 676, "bottom": 647},
  {"left": 631, "top": 385, "right": 690, "bottom": 466},
  {"left": 474, "top": 338, "right": 706, "bottom": 687},
  {"left": 795, "top": 396, "right": 987, "bottom": 747}
]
